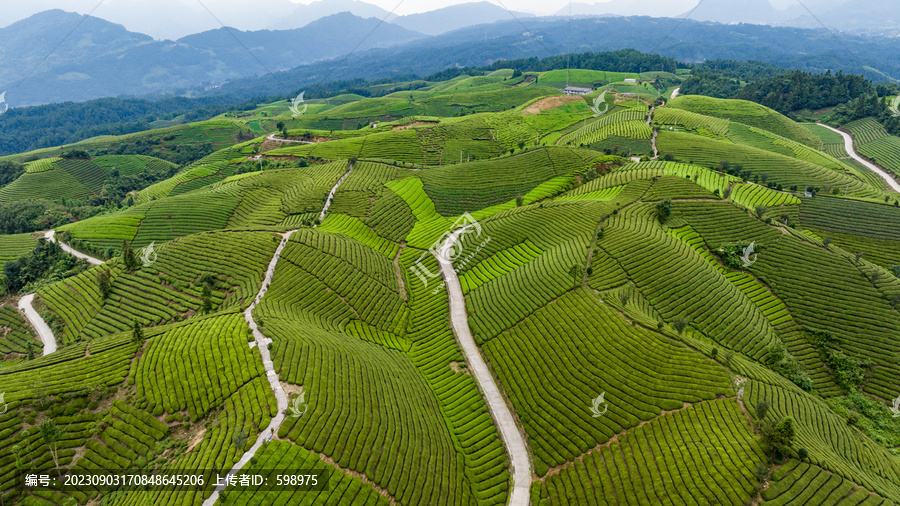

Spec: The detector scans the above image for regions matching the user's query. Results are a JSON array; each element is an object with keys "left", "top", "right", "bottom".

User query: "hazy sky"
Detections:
[
  {"left": 3, "top": 0, "right": 810, "bottom": 21},
  {"left": 1, "top": 0, "right": 841, "bottom": 41}
]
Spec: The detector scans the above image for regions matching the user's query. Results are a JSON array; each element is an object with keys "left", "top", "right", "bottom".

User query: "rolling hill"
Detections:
[{"left": 0, "top": 68, "right": 899, "bottom": 506}]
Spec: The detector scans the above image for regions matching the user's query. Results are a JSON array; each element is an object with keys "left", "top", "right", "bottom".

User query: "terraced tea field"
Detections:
[
  {"left": 1, "top": 71, "right": 898, "bottom": 506},
  {"left": 846, "top": 118, "right": 900, "bottom": 179}
]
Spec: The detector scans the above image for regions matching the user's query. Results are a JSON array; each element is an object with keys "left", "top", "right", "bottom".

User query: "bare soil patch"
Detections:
[{"left": 523, "top": 95, "right": 583, "bottom": 116}]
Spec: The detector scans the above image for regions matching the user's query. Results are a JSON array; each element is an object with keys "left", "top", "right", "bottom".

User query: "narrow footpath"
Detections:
[
  {"left": 319, "top": 165, "right": 353, "bottom": 223},
  {"left": 816, "top": 123, "right": 900, "bottom": 193},
  {"left": 202, "top": 230, "right": 293, "bottom": 506},
  {"left": 434, "top": 228, "right": 532, "bottom": 506},
  {"left": 647, "top": 106, "right": 659, "bottom": 160},
  {"left": 204, "top": 164, "right": 353, "bottom": 505}
]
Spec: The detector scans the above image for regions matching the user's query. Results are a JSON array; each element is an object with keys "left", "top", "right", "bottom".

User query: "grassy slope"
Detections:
[{"left": 3, "top": 79, "right": 900, "bottom": 506}]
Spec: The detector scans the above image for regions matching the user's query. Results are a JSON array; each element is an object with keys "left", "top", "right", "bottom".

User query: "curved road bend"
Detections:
[
  {"left": 267, "top": 133, "right": 315, "bottom": 144},
  {"left": 17, "top": 294, "right": 57, "bottom": 355},
  {"left": 16, "top": 229, "right": 104, "bottom": 356},
  {"left": 434, "top": 228, "right": 532, "bottom": 506},
  {"left": 45, "top": 230, "right": 104, "bottom": 265},
  {"left": 816, "top": 123, "right": 900, "bottom": 193}
]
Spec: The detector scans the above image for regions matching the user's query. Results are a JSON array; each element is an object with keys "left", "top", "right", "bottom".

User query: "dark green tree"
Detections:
[
  {"left": 39, "top": 420, "right": 66, "bottom": 473},
  {"left": 655, "top": 199, "right": 673, "bottom": 224},
  {"left": 202, "top": 284, "right": 213, "bottom": 314},
  {"left": 568, "top": 265, "right": 583, "bottom": 289},
  {"left": 97, "top": 269, "right": 111, "bottom": 300},
  {"left": 121, "top": 239, "right": 139, "bottom": 272},
  {"left": 131, "top": 319, "right": 144, "bottom": 345}
]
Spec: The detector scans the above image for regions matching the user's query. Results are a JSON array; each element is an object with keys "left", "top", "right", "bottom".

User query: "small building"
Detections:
[
  {"left": 624, "top": 78, "right": 637, "bottom": 84},
  {"left": 563, "top": 86, "right": 592, "bottom": 96}
]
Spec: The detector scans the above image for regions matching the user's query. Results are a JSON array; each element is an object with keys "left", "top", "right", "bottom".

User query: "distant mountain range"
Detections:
[
  {"left": 203, "top": 14, "right": 900, "bottom": 103},
  {"left": 556, "top": 0, "right": 899, "bottom": 35},
  {"left": 7, "top": 0, "right": 898, "bottom": 41},
  {"left": 0, "top": 10, "right": 423, "bottom": 106},
  {"left": 1, "top": 4, "right": 898, "bottom": 108},
  {"left": 3, "top": 1, "right": 532, "bottom": 41}
]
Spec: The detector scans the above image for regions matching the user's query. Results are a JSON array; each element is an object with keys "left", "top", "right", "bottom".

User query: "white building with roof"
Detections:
[{"left": 563, "top": 86, "right": 592, "bottom": 95}]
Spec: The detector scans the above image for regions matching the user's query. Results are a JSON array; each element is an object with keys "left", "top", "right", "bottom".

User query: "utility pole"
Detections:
[{"left": 566, "top": 0, "right": 572, "bottom": 88}]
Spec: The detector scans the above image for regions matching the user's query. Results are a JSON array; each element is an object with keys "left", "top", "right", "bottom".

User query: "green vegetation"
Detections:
[
  {"left": 0, "top": 304, "right": 39, "bottom": 357},
  {"left": 846, "top": 117, "right": 900, "bottom": 178},
  {"left": 1, "top": 67, "right": 898, "bottom": 506},
  {"left": 667, "top": 95, "right": 819, "bottom": 147}
]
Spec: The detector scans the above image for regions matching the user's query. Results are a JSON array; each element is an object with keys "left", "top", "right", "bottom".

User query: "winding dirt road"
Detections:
[
  {"left": 816, "top": 123, "right": 900, "bottom": 193},
  {"left": 434, "top": 228, "right": 532, "bottom": 506}
]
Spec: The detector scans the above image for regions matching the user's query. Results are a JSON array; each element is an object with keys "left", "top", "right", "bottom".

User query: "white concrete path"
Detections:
[
  {"left": 203, "top": 230, "right": 293, "bottom": 506},
  {"left": 15, "top": 230, "right": 105, "bottom": 357},
  {"left": 45, "top": 230, "right": 103, "bottom": 265},
  {"left": 817, "top": 123, "right": 900, "bottom": 193},
  {"left": 434, "top": 228, "right": 532, "bottom": 506},
  {"left": 319, "top": 164, "right": 353, "bottom": 223},
  {"left": 267, "top": 133, "right": 315, "bottom": 144},
  {"left": 204, "top": 163, "right": 354, "bottom": 505},
  {"left": 17, "top": 294, "right": 56, "bottom": 355}
]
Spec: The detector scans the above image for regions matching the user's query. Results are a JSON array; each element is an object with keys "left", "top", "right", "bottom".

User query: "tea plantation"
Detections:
[{"left": 0, "top": 70, "right": 898, "bottom": 506}]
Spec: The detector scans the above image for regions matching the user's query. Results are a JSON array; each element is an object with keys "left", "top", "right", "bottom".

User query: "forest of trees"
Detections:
[
  {"left": 734, "top": 71, "right": 876, "bottom": 114},
  {"left": 830, "top": 94, "right": 900, "bottom": 135},
  {"left": 0, "top": 200, "right": 103, "bottom": 235},
  {"left": 2, "top": 238, "right": 89, "bottom": 294},
  {"left": 426, "top": 49, "right": 685, "bottom": 82},
  {"left": 0, "top": 161, "right": 24, "bottom": 187},
  {"left": 682, "top": 69, "right": 900, "bottom": 119},
  {"left": 0, "top": 95, "right": 249, "bottom": 156}
]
